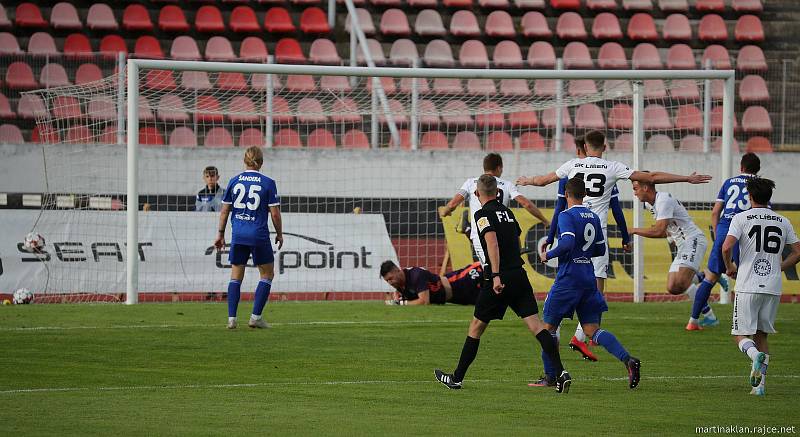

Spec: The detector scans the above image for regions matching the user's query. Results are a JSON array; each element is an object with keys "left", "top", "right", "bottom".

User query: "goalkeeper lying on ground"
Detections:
[{"left": 380, "top": 260, "right": 482, "bottom": 306}]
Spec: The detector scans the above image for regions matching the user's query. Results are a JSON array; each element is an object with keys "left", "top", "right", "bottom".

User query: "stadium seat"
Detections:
[
  {"left": 240, "top": 37, "right": 269, "bottom": 62},
  {"left": 593, "top": 13, "right": 623, "bottom": 40},
  {"left": 646, "top": 134, "right": 674, "bottom": 151},
  {"left": 702, "top": 45, "right": 731, "bottom": 69},
  {"left": 27, "top": 32, "right": 58, "bottom": 56},
  {"left": 31, "top": 126, "right": 60, "bottom": 144},
  {"left": 194, "top": 95, "right": 224, "bottom": 123},
  {"left": 623, "top": 0, "right": 653, "bottom": 10},
  {"left": 378, "top": 99, "right": 408, "bottom": 125},
  {"left": 528, "top": 41, "right": 556, "bottom": 69},
  {"left": 556, "top": 12, "right": 587, "bottom": 40},
  {"left": 100, "top": 35, "right": 128, "bottom": 56},
  {"left": 144, "top": 70, "right": 176, "bottom": 90},
  {"left": 308, "top": 39, "right": 341, "bottom": 65},
  {"left": 644, "top": 104, "right": 673, "bottom": 129},
  {"left": 17, "top": 94, "right": 47, "bottom": 119},
  {"left": 305, "top": 128, "right": 337, "bottom": 148},
  {"left": 518, "top": 132, "right": 546, "bottom": 150},
  {"left": 64, "top": 125, "right": 92, "bottom": 144},
  {"left": 335, "top": 0, "right": 367, "bottom": 5},
  {"left": 371, "top": 0, "right": 403, "bottom": 6},
  {"left": 87, "top": 4, "right": 118, "bottom": 31},
  {"left": 563, "top": 42, "right": 593, "bottom": 69},
  {"left": 551, "top": 0, "right": 580, "bottom": 9},
  {"left": 459, "top": 40, "right": 489, "bottom": 68},
  {"left": 443, "top": 0, "right": 473, "bottom": 7},
  {"left": 238, "top": 128, "right": 265, "bottom": 148},
  {"left": 627, "top": 13, "right": 658, "bottom": 41},
  {"left": 264, "top": 7, "right": 295, "bottom": 33},
  {"left": 541, "top": 107, "right": 572, "bottom": 128},
  {"left": 341, "top": 129, "right": 370, "bottom": 149},
  {"left": 157, "top": 94, "right": 190, "bottom": 123},
  {"left": 228, "top": 96, "right": 259, "bottom": 123},
  {"left": 480, "top": 0, "right": 510, "bottom": 8},
  {"left": 604, "top": 79, "right": 633, "bottom": 98},
  {"left": 269, "top": 97, "right": 293, "bottom": 124},
  {"left": 196, "top": 6, "right": 226, "bottom": 32},
  {"left": 330, "top": 98, "right": 361, "bottom": 123},
  {"left": 367, "top": 77, "right": 397, "bottom": 95},
  {"left": 229, "top": 6, "right": 260, "bottom": 33},
  {"left": 467, "top": 79, "right": 496, "bottom": 95},
  {"left": 587, "top": 0, "right": 619, "bottom": 10},
  {"left": 695, "top": 0, "right": 724, "bottom": 12},
  {"left": 493, "top": 41, "right": 524, "bottom": 68},
  {"left": 87, "top": 96, "right": 116, "bottom": 122},
  {"left": 485, "top": 11, "right": 515, "bottom": 38},
  {"left": 203, "top": 128, "right": 234, "bottom": 148},
  {"left": 16, "top": 3, "right": 48, "bottom": 28},
  {"left": 5, "top": 62, "right": 38, "bottom": 90},
  {"left": 381, "top": 9, "right": 411, "bottom": 36},
  {"left": 669, "top": 80, "right": 700, "bottom": 102},
  {"left": 745, "top": 136, "right": 772, "bottom": 153},
  {"left": 166, "top": 127, "right": 196, "bottom": 148},
  {"left": 485, "top": 132, "right": 513, "bottom": 151},
  {"left": 598, "top": 42, "right": 628, "bottom": 69},
  {"left": 170, "top": 36, "right": 202, "bottom": 61},
  {"left": 433, "top": 78, "right": 464, "bottom": 94},
  {"left": 659, "top": 0, "right": 689, "bottom": 12},
  {"left": 742, "top": 106, "right": 771, "bottom": 133},
  {"left": 415, "top": 9, "right": 446, "bottom": 37},
  {"left": 158, "top": 5, "right": 189, "bottom": 32},
  {"left": 216, "top": 72, "right": 248, "bottom": 91},
  {"left": 710, "top": 105, "right": 739, "bottom": 133},
  {"left": 452, "top": 131, "right": 481, "bottom": 150},
  {"left": 416, "top": 100, "right": 440, "bottom": 125},
  {"left": 515, "top": 0, "right": 545, "bottom": 7},
  {"left": 122, "top": 4, "right": 153, "bottom": 31},
  {"left": 52, "top": 96, "right": 83, "bottom": 120},
  {"left": 346, "top": 9, "right": 375, "bottom": 35},
  {"left": 569, "top": 79, "right": 598, "bottom": 96},
  {"left": 521, "top": 12, "right": 552, "bottom": 38},
  {"left": 275, "top": 38, "right": 306, "bottom": 64},
  {"left": 203, "top": 37, "right": 235, "bottom": 61},
  {"left": 97, "top": 126, "right": 119, "bottom": 145},
  {"left": 505, "top": 103, "right": 537, "bottom": 128},
  {"left": 739, "top": 75, "right": 769, "bottom": 103},
  {"left": 64, "top": 34, "right": 93, "bottom": 59},
  {"left": 736, "top": 45, "right": 767, "bottom": 72},
  {"left": 40, "top": 63, "right": 71, "bottom": 88},
  {"left": 442, "top": 100, "right": 473, "bottom": 126},
  {"left": 608, "top": 103, "right": 633, "bottom": 129},
  {"left": 51, "top": 3, "right": 82, "bottom": 30},
  {"left": 667, "top": 44, "right": 696, "bottom": 69},
  {"left": 0, "top": 93, "right": 14, "bottom": 118},
  {"left": 409, "top": 0, "right": 438, "bottom": 7},
  {"left": 612, "top": 133, "right": 633, "bottom": 151},
  {"left": 292, "top": 0, "right": 323, "bottom": 6},
  {"left": 296, "top": 98, "right": 327, "bottom": 124},
  {"left": 733, "top": 0, "right": 762, "bottom": 13},
  {"left": 285, "top": 75, "right": 316, "bottom": 92},
  {"left": 300, "top": 7, "right": 330, "bottom": 34},
  {"left": 679, "top": 135, "right": 704, "bottom": 152},
  {"left": 356, "top": 39, "right": 387, "bottom": 65},
  {"left": 274, "top": 128, "right": 303, "bottom": 148},
  {"left": 420, "top": 131, "right": 449, "bottom": 149},
  {"left": 135, "top": 36, "right": 165, "bottom": 59},
  {"left": 552, "top": 132, "right": 576, "bottom": 150},
  {"left": 181, "top": 71, "right": 212, "bottom": 91},
  {"left": 424, "top": 40, "right": 455, "bottom": 67},
  {"left": 322, "top": 75, "right": 352, "bottom": 92},
  {"left": 699, "top": 15, "right": 727, "bottom": 42},
  {"left": 576, "top": 103, "right": 606, "bottom": 129},
  {"left": 674, "top": 104, "right": 703, "bottom": 130},
  {"left": 0, "top": 5, "right": 11, "bottom": 29},
  {"left": 0, "top": 124, "right": 24, "bottom": 144},
  {"left": 663, "top": 14, "right": 692, "bottom": 41},
  {"left": 450, "top": 10, "right": 481, "bottom": 37},
  {"left": 632, "top": 43, "right": 663, "bottom": 69},
  {"left": 390, "top": 39, "right": 419, "bottom": 67},
  {"left": 0, "top": 33, "right": 22, "bottom": 54},
  {"left": 644, "top": 79, "right": 667, "bottom": 99},
  {"left": 534, "top": 79, "right": 557, "bottom": 97},
  {"left": 735, "top": 15, "right": 764, "bottom": 42}
]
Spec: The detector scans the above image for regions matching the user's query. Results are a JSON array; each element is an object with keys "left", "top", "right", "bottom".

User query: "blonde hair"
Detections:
[{"left": 243, "top": 146, "right": 263, "bottom": 169}]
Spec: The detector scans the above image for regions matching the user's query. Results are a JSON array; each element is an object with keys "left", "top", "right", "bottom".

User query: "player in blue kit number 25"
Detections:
[{"left": 214, "top": 146, "right": 284, "bottom": 330}]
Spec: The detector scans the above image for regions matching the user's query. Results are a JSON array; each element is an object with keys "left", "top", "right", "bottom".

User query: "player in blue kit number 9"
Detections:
[{"left": 214, "top": 146, "right": 283, "bottom": 329}]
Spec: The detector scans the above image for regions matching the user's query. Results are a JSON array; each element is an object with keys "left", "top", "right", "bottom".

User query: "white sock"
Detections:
[
  {"left": 250, "top": 314, "right": 262, "bottom": 321},
  {"left": 228, "top": 316, "right": 237, "bottom": 323},
  {"left": 760, "top": 354, "right": 769, "bottom": 388},
  {"left": 685, "top": 283, "right": 699, "bottom": 300},
  {"left": 574, "top": 324, "right": 586, "bottom": 342},
  {"left": 738, "top": 338, "right": 760, "bottom": 361},
  {"left": 703, "top": 307, "right": 716, "bottom": 320},
  {"left": 689, "top": 317, "right": 699, "bottom": 324}
]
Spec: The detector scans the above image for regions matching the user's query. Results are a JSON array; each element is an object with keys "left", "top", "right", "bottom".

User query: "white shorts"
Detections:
[
  {"left": 471, "top": 237, "right": 486, "bottom": 266},
  {"left": 669, "top": 235, "right": 707, "bottom": 273},
  {"left": 591, "top": 241, "right": 609, "bottom": 279},
  {"left": 731, "top": 292, "right": 779, "bottom": 336}
]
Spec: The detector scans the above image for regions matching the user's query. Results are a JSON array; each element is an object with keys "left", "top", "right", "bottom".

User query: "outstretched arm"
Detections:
[
  {"left": 405, "top": 290, "right": 430, "bottom": 305},
  {"left": 630, "top": 171, "right": 712, "bottom": 185},
  {"left": 514, "top": 195, "right": 550, "bottom": 227},
  {"left": 516, "top": 172, "right": 560, "bottom": 187},
  {"left": 439, "top": 193, "right": 465, "bottom": 217},
  {"left": 630, "top": 219, "right": 669, "bottom": 239}
]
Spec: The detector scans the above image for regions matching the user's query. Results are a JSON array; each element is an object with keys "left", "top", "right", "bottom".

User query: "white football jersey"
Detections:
[
  {"left": 555, "top": 157, "right": 634, "bottom": 229},
  {"left": 646, "top": 191, "right": 704, "bottom": 244},
  {"left": 727, "top": 207, "right": 799, "bottom": 296},
  {"left": 458, "top": 176, "right": 520, "bottom": 243}
]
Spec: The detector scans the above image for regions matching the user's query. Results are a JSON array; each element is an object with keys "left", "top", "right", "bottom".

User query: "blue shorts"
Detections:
[
  {"left": 543, "top": 286, "right": 608, "bottom": 327},
  {"left": 707, "top": 223, "right": 739, "bottom": 275},
  {"left": 229, "top": 242, "right": 274, "bottom": 266}
]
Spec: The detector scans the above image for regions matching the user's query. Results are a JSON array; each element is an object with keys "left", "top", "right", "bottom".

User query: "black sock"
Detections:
[
  {"left": 453, "top": 336, "right": 480, "bottom": 382},
  {"left": 536, "top": 329, "right": 564, "bottom": 375}
]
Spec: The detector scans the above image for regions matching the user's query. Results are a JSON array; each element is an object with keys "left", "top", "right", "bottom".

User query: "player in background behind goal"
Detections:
[
  {"left": 517, "top": 130, "right": 711, "bottom": 355},
  {"left": 723, "top": 177, "right": 800, "bottom": 396},
  {"left": 214, "top": 146, "right": 284, "bottom": 329}
]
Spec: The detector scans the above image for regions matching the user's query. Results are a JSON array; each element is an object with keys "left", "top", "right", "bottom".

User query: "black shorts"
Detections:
[{"left": 473, "top": 268, "right": 539, "bottom": 323}]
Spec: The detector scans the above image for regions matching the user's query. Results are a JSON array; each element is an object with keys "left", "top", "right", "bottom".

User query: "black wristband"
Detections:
[
  {"left": 491, "top": 272, "right": 501, "bottom": 278},
  {"left": 218, "top": 229, "right": 225, "bottom": 233}
]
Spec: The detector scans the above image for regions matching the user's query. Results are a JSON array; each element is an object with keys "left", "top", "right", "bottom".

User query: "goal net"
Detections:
[{"left": 15, "top": 61, "right": 735, "bottom": 303}]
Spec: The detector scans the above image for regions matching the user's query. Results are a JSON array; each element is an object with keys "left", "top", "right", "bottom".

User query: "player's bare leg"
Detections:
[
  {"left": 227, "top": 264, "right": 246, "bottom": 329},
  {"left": 669, "top": 268, "right": 704, "bottom": 331},
  {"left": 248, "top": 263, "right": 274, "bottom": 329}
]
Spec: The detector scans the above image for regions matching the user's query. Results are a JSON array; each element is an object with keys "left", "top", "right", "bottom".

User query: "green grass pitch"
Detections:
[{"left": 1, "top": 301, "right": 798, "bottom": 436}]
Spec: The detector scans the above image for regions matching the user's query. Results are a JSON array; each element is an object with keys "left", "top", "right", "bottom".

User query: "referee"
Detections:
[{"left": 434, "top": 174, "right": 571, "bottom": 393}]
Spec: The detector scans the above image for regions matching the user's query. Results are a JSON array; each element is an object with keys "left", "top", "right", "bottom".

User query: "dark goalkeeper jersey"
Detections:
[{"left": 400, "top": 267, "right": 447, "bottom": 304}]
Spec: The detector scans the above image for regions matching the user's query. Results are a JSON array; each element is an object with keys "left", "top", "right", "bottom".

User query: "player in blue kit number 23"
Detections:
[{"left": 214, "top": 146, "right": 284, "bottom": 330}]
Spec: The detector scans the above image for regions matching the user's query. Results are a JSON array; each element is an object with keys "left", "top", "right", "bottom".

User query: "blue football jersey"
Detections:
[
  {"left": 222, "top": 170, "right": 280, "bottom": 246},
  {"left": 551, "top": 206, "right": 606, "bottom": 290},
  {"left": 717, "top": 174, "right": 755, "bottom": 222}
]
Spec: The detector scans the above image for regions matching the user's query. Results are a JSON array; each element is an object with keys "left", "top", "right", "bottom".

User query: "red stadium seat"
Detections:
[
  {"left": 265, "top": 7, "right": 295, "bottom": 33},
  {"left": 612, "top": 133, "right": 633, "bottom": 151},
  {"left": 230, "top": 6, "right": 260, "bottom": 33},
  {"left": 518, "top": 132, "right": 546, "bottom": 150},
  {"left": 16, "top": 3, "right": 48, "bottom": 28},
  {"left": 739, "top": 75, "right": 769, "bottom": 103},
  {"left": 27, "top": 32, "right": 58, "bottom": 56},
  {"left": 367, "top": 77, "right": 397, "bottom": 95},
  {"left": 274, "top": 128, "right": 303, "bottom": 148},
  {"left": 593, "top": 13, "right": 623, "bottom": 40},
  {"left": 322, "top": 75, "right": 352, "bottom": 92},
  {"left": 87, "top": 4, "right": 118, "bottom": 31},
  {"left": 506, "top": 104, "right": 537, "bottom": 128},
  {"left": 563, "top": 42, "right": 593, "bottom": 69},
  {"left": 534, "top": 79, "right": 557, "bottom": 97},
  {"left": 51, "top": 3, "right": 82, "bottom": 30},
  {"left": 452, "top": 131, "right": 481, "bottom": 150},
  {"left": 745, "top": 136, "right": 772, "bottom": 153},
  {"left": 569, "top": 79, "right": 598, "bottom": 96},
  {"left": 239, "top": 129, "right": 265, "bottom": 148},
  {"left": 87, "top": 96, "right": 116, "bottom": 121},
  {"left": 485, "top": 132, "right": 513, "bottom": 151},
  {"left": 553, "top": 132, "right": 576, "bottom": 151},
  {"left": 330, "top": 98, "right": 361, "bottom": 124},
  {"left": 275, "top": 38, "right": 306, "bottom": 64},
  {"left": 644, "top": 104, "right": 673, "bottom": 129},
  {"left": 644, "top": 79, "right": 667, "bottom": 99},
  {"left": 442, "top": 101, "right": 472, "bottom": 126},
  {"left": 378, "top": 100, "right": 408, "bottom": 127},
  {"left": 292, "top": 0, "right": 323, "bottom": 6},
  {"left": 450, "top": 10, "right": 481, "bottom": 37},
  {"left": 485, "top": 11, "right": 515, "bottom": 38},
  {"left": 737, "top": 45, "right": 767, "bottom": 72},
  {"left": 300, "top": 7, "right": 330, "bottom": 34},
  {"left": 647, "top": 134, "right": 674, "bottom": 152},
  {"left": 51, "top": 96, "right": 82, "bottom": 120},
  {"left": 679, "top": 135, "right": 704, "bottom": 152},
  {"left": 420, "top": 131, "right": 449, "bottom": 149},
  {"left": 270, "top": 97, "right": 294, "bottom": 124},
  {"left": 551, "top": 0, "right": 580, "bottom": 9},
  {"left": 434, "top": 78, "right": 464, "bottom": 94},
  {"left": 240, "top": 37, "right": 269, "bottom": 61},
  {"left": 695, "top": 0, "right": 724, "bottom": 12},
  {"left": 135, "top": 36, "right": 165, "bottom": 59},
  {"left": 608, "top": 103, "right": 633, "bottom": 129},
  {"left": 604, "top": 79, "right": 633, "bottom": 97},
  {"left": 100, "top": 35, "right": 128, "bottom": 56},
  {"left": 710, "top": 106, "right": 739, "bottom": 133},
  {"left": 669, "top": 80, "right": 700, "bottom": 102},
  {"left": 356, "top": 39, "right": 386, "bottom": 65},
  {"left": 0, "top": 93, "right": 14, "bottom": 119},
  {"left": 381, "top": 9, "right": 411, "bottom": 36},
  {"left": 735, "top": 15, "right": 764, "bottom": 42},
  {"left": 424, "top": 40, "right": 455, "bottom": 67},
  {"left": 194, "top": 95, "right": 224, "bottom": 123},
  {"left": 137, "top": 97, "right": 155, "bottom": 122},
  {"left": 17, "top": 94, "right": 47, "bottom": 119},
  {"left": 170, "top": 36, "right": 201, "bottom": 61},
  {"left": 663, "top": 14, "right": 692, "bottom": 41},
  {"left": 144, "top": 70, "right": 176, "bottom": 90},
  {"left": 64, "top": 34, "right": 93, "bottom": 59},
  {"left": 528, "top": 41, "right": 556, "bottom": 69},
  {"left": 742, "top": 106, "right": 771, "bottom": 133},
  {"left": 576, "top": 103, "right": 606, "bottom": 129},
  {"left": 346, "top": 9, "right": 375, "bottom": 35},
  {"left": 123, "top": 4, "right": 153, "bottom": 31},
  {"left": 157, "top": 94, "right": 189, "bottom": 122},
  {"left": 632, "top": 43, "right": 663, "bottom": 69},
  {"left": 459, "top": 40, "right": 489, "bottom": 68},
  {"left": 623, "top": 0, "right": 653, "bottom": 10},
  {"left": 556, "top": 12, "right": 587, "bottom": 40},
  {"left": 309, "top": 39, "right": 341, "bottom": 65},
  {"left": 0, "top": 124, "right": 24, "bottom": 144},
  {"left": 98, "top": 126, "right": 119, "bottom": 145},
  {"left": 699, "top": 14, "right": 727, "bottom": 42},
  {"left": 0, "top": 5, "right": 11, "bottom": 29},
  {"left": 306, "top": 128, "right": 337, "bottom": 148},
  {"left": 443, "top": 0, "right": 473, "bottom": 7},
  {"left": 409, "top": 0, "right": 438, "bottom": 7},
  {"left": 702, "top": 45, "right": 731, "bottom": 69},
  {"left": 390, "top": 39, "right": 419, "bottom": 67},
  {"left": 341, "top": 129, "right": 370, "bottom": 149},
  {"left": 479, "top": 0, "right": 510, "bottom": 8},
  {"left": 285, "top": 75, "right": 316, "bottom": 92},
  {"left": 733, "top": 0, "right": 762, "bottom": 13},
  {"left": 196, "top": 6, "right": 226, "bottom": 32},
  {"left": 5, "top": 62, "right": 38, "bottom": 90},
  {"left": 598, "top": 42, "right": 628, "bottom": 69},
  {"left": 415, "top": 9, "right": 446, "bottom": 37},
  {"left": 541, "top": 107, "right": 572, "bottom": 128},
  {"left": 32, "top": 126, "right": 60, "bottom": 144},
  {"left": 204, "top": 37, "right": 235, "bottom": 61},
  {"left": 372, "top": 0, "right": 403, "bottom": 6},
  {"left": 659, "top": 0, "right": 689, "bottom": 12},
  {"left": 40, "top": 63, "right": 71, "bottom": 88},
  {"left": 674, "top": 104, "right": 703, "bottom": 130},
  {"left": 159, "top": 5, "right": 189, "bottom": 32},
  {"left": 667, "top": 44, "right": 696, "bottom": 69},
  {"left": 181, "top": 71, "right": 212, "bottom": 91},
  {"left": 217, "top": 72, "right": 248, "bottom": 91},
  {"left": 627, "top": 13, "right": 658, "bottom": 41},
  {"left": 0, "top": 32, "right": 22, "bottom": 54},
  {"left": 297, "top": 97, "right": 327, "bottom": 124},
  {"left": 521, "top": 11, "right": 551, "bottom": 39},
  {"left": 416, "top": 100, "right": 440, "bottom": 125},
  {"left": 167, "top": 127, "right": 197, "bottom": 148},
  {"left": 204, "top": 128, "right": 234, "bottom": 148},
  {"left": 467, "top": 79, "right": 496, "bottom": 95},
  {"left": 587, "top": 0, "right": 619, "bottom": 10},
  {"left": 493, "top": 41, "right": 524, "bottom": 68},
  {"left": 228, "top": 96, "right": 259, "bottom": 123}
]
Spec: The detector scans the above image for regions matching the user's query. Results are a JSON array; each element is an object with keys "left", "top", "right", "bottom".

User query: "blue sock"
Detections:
[
  {"left": 702, "top": 305, "right": 712, "bottom": 315},
  {"left": 692, "top": 280, "right": 714, "bottom": 319},
  {"left": 252, "top": 278, "right": 272, "bottom": 316},
  {"left": 696, "top": 271, "right": 705, "bottom": 283},
  {"left": 227, "top": 280, "right": 242, "bottom": 317},
  {"left": 541, "top": 332, "right": 558, "bottom": 379},
  {"left": 592, "top": 329, "right": 630, "bottom": 363}
]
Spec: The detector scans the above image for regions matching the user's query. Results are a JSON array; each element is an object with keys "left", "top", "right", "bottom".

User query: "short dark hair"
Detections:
[
  {"left": 565, "top": 177, "right": 586, "bottom": 199},
  {"left": 741, "top": 153, "right": 760, "bottom": 174},
  {"left": 746, "top": 177, "right": 775, "bottom": 205},
  {"left": 203, "top": 166, "right": 218, "bottom": 176},
  {"left": 575, "top": 135, "right": 586, "bottom": 153},
  {"left": 584, "top": 130, "right": 605, "bottom": 150},
  {"left": 483, "top": 153, "right": 503, "bottom": 172},
  {"left": 379, "top": 260, "right": 398, "bottom": 277},
  {"left": 477, "top": 174, "right": 498, "bottom": 196}
]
